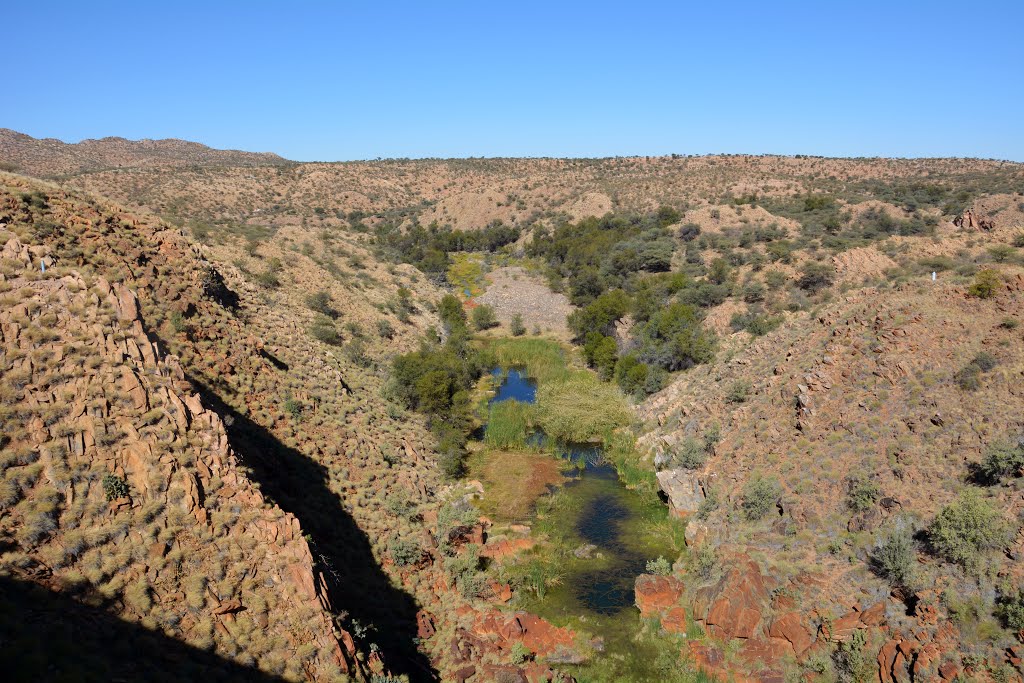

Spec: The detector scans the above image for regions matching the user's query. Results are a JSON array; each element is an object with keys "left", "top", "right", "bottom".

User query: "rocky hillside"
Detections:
[
  {"left": 0, "top": 128, "right": 289, "bottom": 177},
  {"left": 635, "top": 201, "right": 1024, "bottom": 680},
  {"left": 0, "top": 173, "right": 602, "bottom": 682}
]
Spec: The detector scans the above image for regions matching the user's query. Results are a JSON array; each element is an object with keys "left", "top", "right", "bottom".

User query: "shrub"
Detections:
[
  {"left": 669, "top": 438, "right": 708, "bottom": 470},
  {"left": 977, "top": 440, "right": 1024, "bottom": 483},
  {"left": 969, "top": 269, "right": 1001, "bottom": 299},
  {"left": 510, "top": 641, "right": 531, "bottom": 665},
  {"left": 725, "top": 380, "right": 751, "bottom": 404},
  {"left": 972, "top": 351, "right": 998, "bottom": 372},
  {"left": 847, "top": 475, "right": 881, "bottom": 512},
  {"left": 388, "top": 537, "right": 424, "bottom": 567},
  {"left": 797, "top": 262, "right": 834, "bottom": 292},
  {"left": 871, "top": 522, "right": 917, "bottom": 587},
  {"left": 995, "top": 589, "right": 1024, "bottom": 631},
  {"left": 283, "top": 398, "right": 303, "bottom": 420},
  {"left": 376, "top": 319, "right": 396, "bottom": 339},
  {"left": 695, "top": 545, "right": 716, "bottom": 580},
  {"left": 645, "top": 556, "right": 672, "bottom": 575},
  {"left": 510, "top": 314, "right": 526, "bottom": 337},
  {"left": 305, "top": 290, "right": 339, "bottom": 318},
  {"left": 308, "top": 315, "right": 342, "bottom": 345},
  {"left": 741, "top": 475, "right": 781, "bottom": 521},
  {"left": 927, "top": 489, "right": 1012, "bottom": 569},
  {"left": 102, "top": 474, "right": 129, "bottom": 501},
  {"left": 471, "top": 304, "right": 499, "bottom": 331}
]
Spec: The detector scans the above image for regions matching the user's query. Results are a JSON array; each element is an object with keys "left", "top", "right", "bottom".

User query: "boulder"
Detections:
[
  {"left": 656, "top": 468, "right": 705, "bottom": 516},
  {"left": 635, "top": 574, "right": 684, "bottom": 616}
]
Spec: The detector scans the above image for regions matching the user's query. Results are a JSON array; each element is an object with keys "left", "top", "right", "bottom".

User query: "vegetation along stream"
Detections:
[{"left": 470, "top": 339, "right": 703, "bottom": 682}]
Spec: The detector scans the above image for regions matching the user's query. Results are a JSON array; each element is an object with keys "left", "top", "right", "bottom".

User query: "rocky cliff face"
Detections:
[{"left": 0, "top": 234, "right": 361, "bottom": 679}]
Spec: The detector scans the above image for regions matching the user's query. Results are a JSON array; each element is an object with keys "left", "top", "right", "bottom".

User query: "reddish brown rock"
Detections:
[
  {"left": 661, "top": 606, "right": 688, "bottom": 634},
  {"left": 635, "top": 574, "right": 684, "bottom": 617},
  {"left": 768, "top": 612, "right": 814, "bottom": 654}
]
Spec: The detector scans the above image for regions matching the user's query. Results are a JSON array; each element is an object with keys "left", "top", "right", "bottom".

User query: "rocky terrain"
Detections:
[
  {"left": 0, "top": 129, "right": 289, "bottom": 177},
  {"left": 3, "top": 130, "right": 1024, "bottom": 682}
]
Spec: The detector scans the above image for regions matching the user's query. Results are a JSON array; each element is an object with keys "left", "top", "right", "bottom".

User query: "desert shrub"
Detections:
[
  {"left": 995, "top": 589, "right": 1024, "bottom": 631},
  {"left": 388, "top": 537, "right": 424, "bottom": 567},
  {"left": 725, "top": 380, "right": 751, "bottom": 404},
  {"left": 999, "top": 317, "right": 1019, "bottom": 330},
  {"left": 615, "top": 353, "right": 653, "bottom": 397},
  {"left": 678, "top": 223, "right": 701, "bottom": 242},
  {"left": 695, "top": 545, "right": 716, "bottom": 580},
  {"left": 567, "top": 289, "right": 630, "bottom": 341},
  {"left": 509, "top": 641, "right": 531, "bottom": 665},
  {"left": 376, "top": 319, "right": 396, "bottom": 339},
  {"left": 696, "top": 487, "right": 719, "bottom": 521},
  {"left": 972, "top": 351, "right": 998, "bottom": 372},
  {"left": 645, "top": 556, "right": 671, "bottom": 575},
  {"left": 988, "top": 245, "right": 1016, "bottom": 263},
  {"left": 977, "top": 439, "right": 1024, "bottom": 483},
  {"left": 305, "top": 290, "right": 339, "bottom": 318},
  {"left": 471, "top": 304, "right": 499, "bottom": 331},
  {"left": 871, "top": 521, "right": 917, "bottom": 587},
  {"left": 846, "top": 475, "right": 881, "bottom": 512},
  {"left": 797, "top": 261, "right": 834, "bottom": 292},
  {"left": 636, "top": 302, "right": 716, "bottom": 371},
  {"left": 969, "top": 269, "right": 1001, "bottom": 299},
  {"left": 283, "top": 398, "right": 302, "bottom": 420},
  {"left": 833, "top": 630, "right": 874, "bottom": 683},
  {"left": 927, "top": 489, "right": 1012, "bottom": 569},
  {"left": 668, "top": 438, "right": 707, "bottom": 470},
  {"left": 308, "top": 315, "right": 342, "bottom": 345},
  {"left": 102, "top": 474, "right": 129, "bottom": 501},
  {"left": 741, "top": 475, "right": 780, "bottom": 521},
  {"left": 510, "top": 314, "right": 526, "bottom": 336}
]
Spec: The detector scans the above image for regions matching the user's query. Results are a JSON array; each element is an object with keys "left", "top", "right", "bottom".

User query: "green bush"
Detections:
[
  {"left": 510, "top": 641, "right": 531, "bottom": 665},
  {"left": 847, "top": 475, "right": 881, "bottom": 512},
  {"left": 871, "top": 522, "right": 916, "bottom": 587},
  {"left": 101, "top": 474, "right": 129, "bottom": 501},
  {"left": 670, "top": 438, "right": 708, "bottom": 470},
  {"left": 797, "top": 262, "right": 834, "bottom": 292},
  {"left": 376, "top": 319, "right": 396, "bottom": 339},
  {"left": 741, "top": 475, "right": 781, "bottom": 521},
  {"left": 471, "top": 304, "right": 499, "bottom": 331},
  {"left": 308, "top": 315, "right": 342, "bottom": 345},
  {"left": 645, "top": 556, "right": 672, "bottom": 575},
  {"left": 969, "top": 269, "right": 1001, "bottom": 299},
  {"left": 510, "top": 314, "right": 526, "bottom": 336},
  {"left": 995, "top": 589, "right": 1024, "bottom": 631},
  {"left": 725, "top": 380, "right": 751, "bottom": 404},
  {"left": 388, "top": 537, "right": 424, "bottom": 567},
  {"left": 978, "top": 440, "right": 1024, "bottom": 483},
  {"left": 305, "top": 290, "right": 339, "bottom": 318},
  {"left": 927, "top": 489, "right": 1012, "bottom": 569}
]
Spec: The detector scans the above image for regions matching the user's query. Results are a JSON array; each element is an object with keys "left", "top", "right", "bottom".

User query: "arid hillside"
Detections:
[
  {"left": 5, "top": 130, "right": 1024, "bottom": 683},
  {"left": 0, "top": 128, "right": 289, "bottom": 177}
]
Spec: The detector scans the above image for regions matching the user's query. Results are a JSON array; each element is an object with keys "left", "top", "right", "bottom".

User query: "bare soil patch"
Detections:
[{"left": 475, "top": 266, "right": 574, "bottom": 338}]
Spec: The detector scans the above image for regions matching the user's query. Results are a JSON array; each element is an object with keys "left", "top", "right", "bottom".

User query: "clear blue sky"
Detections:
[{"left": 8, "top": 1, "right": 1023, "bottom": 161}]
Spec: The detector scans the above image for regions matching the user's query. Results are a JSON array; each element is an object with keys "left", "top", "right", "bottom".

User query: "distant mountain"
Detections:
[{"left": 0, "top": 128, "right": 290, "bottom": 177}]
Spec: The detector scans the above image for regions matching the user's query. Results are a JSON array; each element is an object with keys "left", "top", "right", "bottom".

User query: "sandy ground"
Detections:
[{"left": 475, "top": 266, "right": 574, "bottom": 338}]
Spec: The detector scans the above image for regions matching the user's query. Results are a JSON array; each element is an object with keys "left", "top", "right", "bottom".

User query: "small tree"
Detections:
[
  {"left": 510, "top": 314, "right": 526, "bottom": 336},
  {"left": 741, "top": 474, "right": 781, "bottom": 521},
  {"left": 305, "top": 290, "right": 339, "bottom": 318},
  {"left": 871, "top": 521, "right": 917, "bottom": 587},
  {"left": 978, "top": 440, "right": 1024, "bottom": 483},
  {"left": 927, "top": 489, "right": 1012, "bottom": 569},
  {"left": 471, "top": 304, "right": 499, "bottom": 331},
  {"left": 102, "top": 474, "right": 129, "bottom": 501},
  {"left": 969, "top": 269, "right": 1001, "bottom": 299}
]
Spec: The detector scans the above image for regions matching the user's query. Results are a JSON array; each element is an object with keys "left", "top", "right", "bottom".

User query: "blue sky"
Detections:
[{"left": 7, "top": 1, "right": 1023, "bottom": 161}]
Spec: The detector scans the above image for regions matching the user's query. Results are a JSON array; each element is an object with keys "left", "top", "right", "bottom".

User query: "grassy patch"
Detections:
[
  {"left": 484, "top": 400, "right": 536, "bottom": 449},
  {"left": 447, "top": 252, "right": 486, "bottom": 297},
  {"left": 468, "top": 449, "right": 565, "bottom": 522},
  {"left": 536, "top": 374, "right": 632, "bottom": 443},
  {"left": 487, "top": 337, "right": 572, "bottom": 384}
]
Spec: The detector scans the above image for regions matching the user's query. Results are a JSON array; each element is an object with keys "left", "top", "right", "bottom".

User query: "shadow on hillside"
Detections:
[
  {"left": 0, "top": 574, "right": 281, "bottom": 682},
  {"left": 190, "top": 377, "right": 438, "bottom": 681}
]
